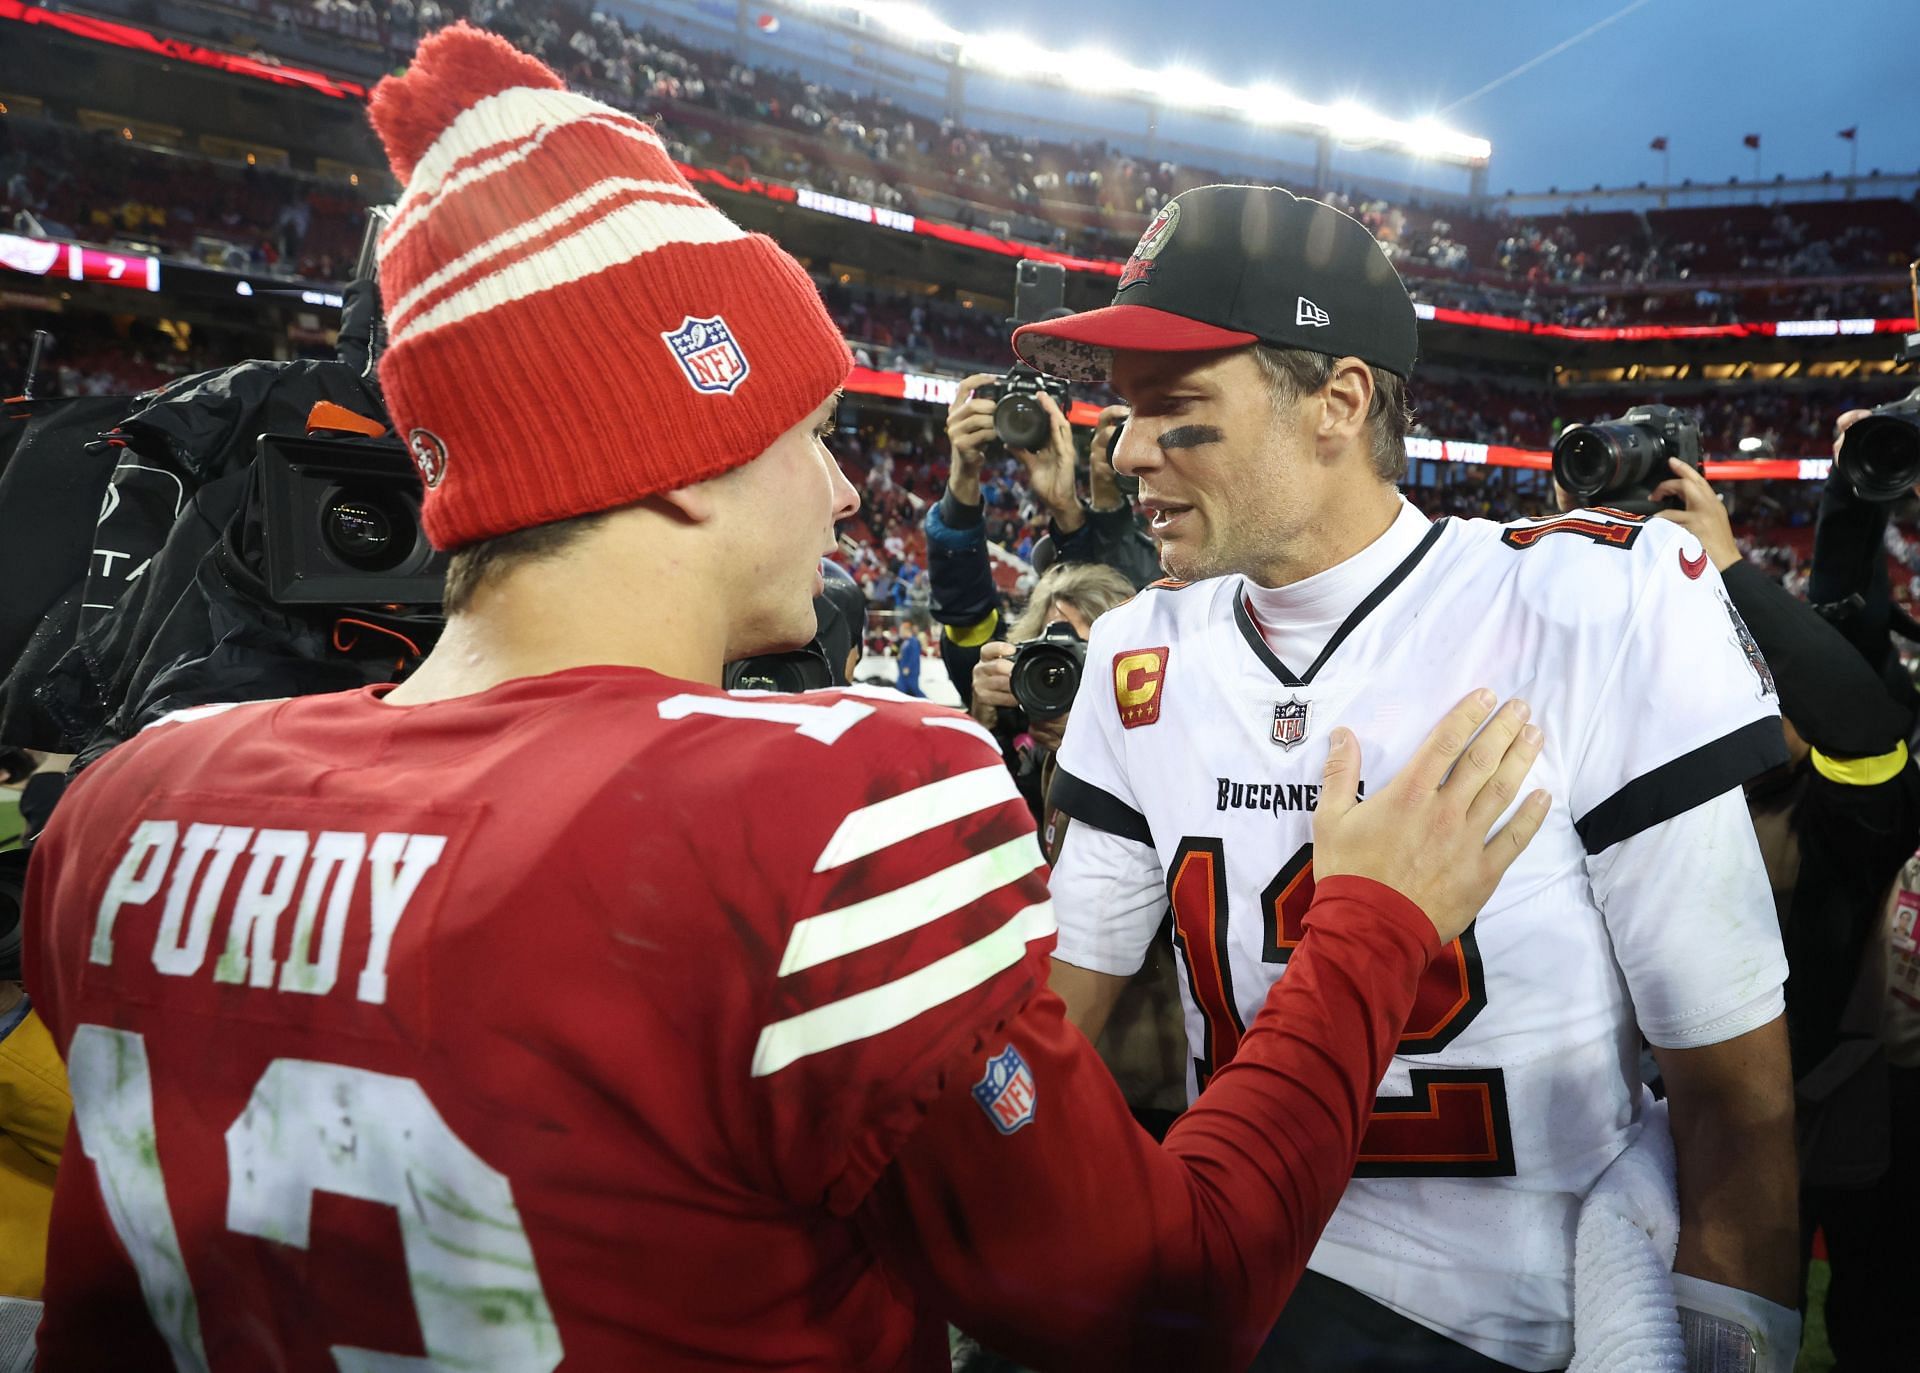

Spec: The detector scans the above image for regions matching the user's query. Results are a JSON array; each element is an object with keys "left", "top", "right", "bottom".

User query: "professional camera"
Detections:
[
  {"left": 977, "top": 259, "right": 1074, "bottom": 453},
  {"left": 725, "top": 559, "right": 868, "bottom": 692},
  {"left": 1836, "top": 386, "right": 1920, "bottom": 503},
  {"left": 1009, "top": 620, "right": 1086, "bottom": 720},
  {"left": 978, "top": 363, "right": 1073, "bottom": 453},
  {"left": 1552, "top": 404, "right": 1702, "bottom": 508},
  {"left": 258, "top": 433, "right": 448, "bottom": 605}
]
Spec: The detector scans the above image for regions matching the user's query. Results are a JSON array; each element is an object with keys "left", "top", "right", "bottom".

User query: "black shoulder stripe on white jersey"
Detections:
[
  {"left": 1574, "top": 717, "right": 1786, "bottom": 854},
  {"left": 1051, "top": 767, "right": 1153, "bottom": 848}
]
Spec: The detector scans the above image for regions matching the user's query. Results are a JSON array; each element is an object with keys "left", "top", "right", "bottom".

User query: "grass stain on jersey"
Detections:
[
  {"left": 421, "top": 1180, "right": 527, "bottom": 1233},
  {"left": 416, "top": 1274, "right": 561, "bottom": 1348}
]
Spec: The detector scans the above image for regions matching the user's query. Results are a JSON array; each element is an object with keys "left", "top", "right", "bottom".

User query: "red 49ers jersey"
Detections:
[{"left": 25, "top": 667, "right": 1053, "bottom": 1371}]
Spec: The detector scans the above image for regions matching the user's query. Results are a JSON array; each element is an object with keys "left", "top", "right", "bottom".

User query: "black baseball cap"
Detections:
[{"left": 1012, "top": 184, "right": 1418, "bottom": 382}]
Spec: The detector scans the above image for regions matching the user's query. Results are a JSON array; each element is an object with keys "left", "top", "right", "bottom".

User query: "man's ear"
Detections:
[
  {"left": 1319, "top": 358, "right": 1375, "bottom": 446},
  {"left": 650, "top": 478, "right": 721, "bottom": 524}
]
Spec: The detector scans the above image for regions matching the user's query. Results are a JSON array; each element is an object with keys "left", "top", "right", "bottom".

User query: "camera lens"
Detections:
[
  {"left": 1552, "top": 421, "right": 1668, "bottom": 502},
  {"left": 995, "top": 394, "right": 1050, "bottom": 451},
  {"left": 1837, "top": 412, "right": 1920, "bottom": 503},
  {"left": 320, "top": 486, "right": 413, "bottom": 572},
  {"left": 1010, "top": 644, "right": 1081, "bottom": 719},
  {"left": 1552, "top": 427, "right": 1626, "bottom": 500}
]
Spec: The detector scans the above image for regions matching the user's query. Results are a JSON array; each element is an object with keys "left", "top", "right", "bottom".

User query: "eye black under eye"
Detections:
[{"left": 1159, "top": 424, "right": 1224, "bottom": 450}]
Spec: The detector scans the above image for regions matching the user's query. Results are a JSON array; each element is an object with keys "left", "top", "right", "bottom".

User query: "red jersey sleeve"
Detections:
[
  {"left": 707, "top": 696, "right": 1056, "bottom": 1214},
  {"left": 857, "top": 876, "right": 1440, "bottom": 1373}
]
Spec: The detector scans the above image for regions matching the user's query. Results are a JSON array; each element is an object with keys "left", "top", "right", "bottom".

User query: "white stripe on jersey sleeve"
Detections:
[
  {"left": 812, "top": 764, "right": 1019, "bottom": 872},
  {"left": 921, "top": 714, "right": 1002, "bottom": 752},
  {"left": 778, "top": 834, "right": 1045, "bottom": 976},
  {"left": 750, "top": 900, "right": 1055, "bottom": 1078}
]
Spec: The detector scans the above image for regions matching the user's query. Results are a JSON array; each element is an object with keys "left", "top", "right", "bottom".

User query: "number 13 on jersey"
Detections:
[{"left": 1167, "top": 838, "right": 1516, "bottom": 1178}]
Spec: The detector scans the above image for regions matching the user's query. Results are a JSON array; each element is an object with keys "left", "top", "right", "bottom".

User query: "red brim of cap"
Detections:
[{"left": 1011, "top": 304, "right": 1259, "bottom": 380}]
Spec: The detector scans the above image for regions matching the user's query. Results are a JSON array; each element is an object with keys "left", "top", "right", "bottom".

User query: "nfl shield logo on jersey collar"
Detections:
[{"left": 1272, "top": 697, "right": 1311, "bottom": 750}]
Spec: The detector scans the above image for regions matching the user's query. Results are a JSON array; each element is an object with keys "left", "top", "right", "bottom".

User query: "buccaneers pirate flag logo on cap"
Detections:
[{"left": 1118, "top": 200, "right": 1181, "bottom": 291}]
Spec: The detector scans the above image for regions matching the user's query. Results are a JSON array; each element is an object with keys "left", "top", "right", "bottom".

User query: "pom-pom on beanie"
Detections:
[{"left": 368, "top": 23, "right": 851, "bottom": 550}]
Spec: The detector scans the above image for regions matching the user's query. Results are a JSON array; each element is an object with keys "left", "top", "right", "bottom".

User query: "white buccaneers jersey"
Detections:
[{"left": 1050, "top": 500, "right": 1789, "bottom": 1371}]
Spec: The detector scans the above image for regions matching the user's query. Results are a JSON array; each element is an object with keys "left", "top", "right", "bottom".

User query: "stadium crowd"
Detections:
[{"left": 8, "top": 5, "right": 1919, "bottom": 329}]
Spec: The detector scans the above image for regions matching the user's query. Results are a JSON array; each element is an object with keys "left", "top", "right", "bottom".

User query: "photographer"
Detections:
[
  {"left": 1653, "top": 445, "right": 1920, "bottom": 1371},
  {"left": 971, "top": 560, "right": 1135, "bottom": 832},
  {"left": 928, "top": 379, "right": 1143, "bottom": 711}
]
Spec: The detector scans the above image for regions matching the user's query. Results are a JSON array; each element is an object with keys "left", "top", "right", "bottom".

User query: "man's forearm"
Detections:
[
  {"left": 947, "top": 469, "right": 982, "bottom": 507},
  {"left": 1657, "top": 1021, "right": 1800, "bottom": 1306}
]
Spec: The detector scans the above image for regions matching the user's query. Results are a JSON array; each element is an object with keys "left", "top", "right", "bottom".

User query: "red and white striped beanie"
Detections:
[{"left": 368, "top": 24, "right": 850, "bottom": 550}]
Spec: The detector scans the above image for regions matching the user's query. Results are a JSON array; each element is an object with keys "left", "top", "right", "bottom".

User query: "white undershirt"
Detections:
[{"left": 1241, "top": 497, "right": 1432, "bottom": 674}]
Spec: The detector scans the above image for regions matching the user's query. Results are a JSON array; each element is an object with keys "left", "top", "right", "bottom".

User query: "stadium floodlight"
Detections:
[
  {"left": 1060, "top": 49, "right": 1152, "bottom": 95},
  {"left": 1326, "top": 101, "right": 1404, "bottom": 148},
  {"left": 1241, "top": 84, "right": 1313, "bottom": 127},
  {"left": 1159, "top": 67, "right": 1242, "bottom": 113},
  {"left": 757, "top": 0, "right": 1491, "bottom": 166},
  {"left": 963, "top": 32, "right": 1060, "bottom": 79},
  {"left": 865, "top": 2, "right": 963, "bottom": 46},
  {"left": 1739, "top": 436, "right": 1766, "bottom": 452}
]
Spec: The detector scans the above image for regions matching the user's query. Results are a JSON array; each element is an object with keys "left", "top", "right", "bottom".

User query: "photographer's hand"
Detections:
[
  {"left": 1013, "top": 392, "right": 1085, "bottom": 534},
  {"left": 944, "top": 373, "right": 1000, "bottom": 507},
  {"left": 1087, "top": 403, "right": 1131, "bottom": 512},
  {"left": 1028, "top": 711, "right": 1069, "bottom": 753},
  {"left": 1651, "top": 457, "right": 1741, "bottom": 572},
  {"left": 972, "top": 640, "right": 1019, "bottom": 712},
  {"left": 1833, "top": 408, "right": 1875, "bottom": 459}
]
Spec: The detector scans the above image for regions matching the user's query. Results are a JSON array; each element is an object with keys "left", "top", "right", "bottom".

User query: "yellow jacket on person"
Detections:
[{"left": 1, "top": 1005, "right": 70, "bottom": 1299}]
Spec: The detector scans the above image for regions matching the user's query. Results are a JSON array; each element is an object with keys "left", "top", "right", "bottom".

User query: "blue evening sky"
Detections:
[{"left": 947, "top": 0, "right": 1920, "bottom": 198}]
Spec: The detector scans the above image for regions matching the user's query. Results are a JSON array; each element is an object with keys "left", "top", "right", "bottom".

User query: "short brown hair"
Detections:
[
  {"left": 441, "top": 509, "right": 613, "bottom": 615},
  {"left": 1252, "top": 344, "right": 1412, "bottom": 483}
]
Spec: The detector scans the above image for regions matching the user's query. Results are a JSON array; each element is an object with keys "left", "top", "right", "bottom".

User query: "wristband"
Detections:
[{"left": 1671, "top": 1273, "right": 1800, "bottom": 1373}]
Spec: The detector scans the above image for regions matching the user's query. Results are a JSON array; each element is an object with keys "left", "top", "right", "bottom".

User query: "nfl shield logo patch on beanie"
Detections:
[{"left": 662, "top": 315, "right": 752, "bottom": 395}]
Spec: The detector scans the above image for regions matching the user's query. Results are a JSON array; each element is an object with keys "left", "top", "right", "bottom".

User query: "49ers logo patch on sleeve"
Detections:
[{"left": 1113, "top": 647, "right": 1170, "bottom": 728}]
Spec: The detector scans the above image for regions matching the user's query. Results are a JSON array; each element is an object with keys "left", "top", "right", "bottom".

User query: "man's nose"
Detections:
[
  {"left": 829, "top": 459, "right": 861, "bottom": 521},
  {"left": 1113, "top": 423, "right": 1159, "bottom": 479}
]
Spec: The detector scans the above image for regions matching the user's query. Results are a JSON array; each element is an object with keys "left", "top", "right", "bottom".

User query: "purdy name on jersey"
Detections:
[
  {"left": 1047, "top": 504, "right": 1788, "bottom": 1371},
  {"left": 87, "top": 818, "right": 445, "bottom": 1005}
]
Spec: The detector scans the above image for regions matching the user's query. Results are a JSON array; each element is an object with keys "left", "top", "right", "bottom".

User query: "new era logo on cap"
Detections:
[{"left": 1296, "top": 296, "right": 1330, "bottom": 327}]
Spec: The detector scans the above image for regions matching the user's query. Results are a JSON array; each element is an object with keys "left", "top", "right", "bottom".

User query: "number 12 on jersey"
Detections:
[{"left": 1167, "top": 838, "right": 1516, "bottom": 1178}]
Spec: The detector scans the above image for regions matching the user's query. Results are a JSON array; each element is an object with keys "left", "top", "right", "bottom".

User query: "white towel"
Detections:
[{"left": 1568, "top": 1097, "right": 1688, "bottom": 1373}]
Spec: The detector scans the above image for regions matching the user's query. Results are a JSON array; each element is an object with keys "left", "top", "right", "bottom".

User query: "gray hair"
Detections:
[{"left": 1251, "top": 343, "right": 1412, "bottom": 483}]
